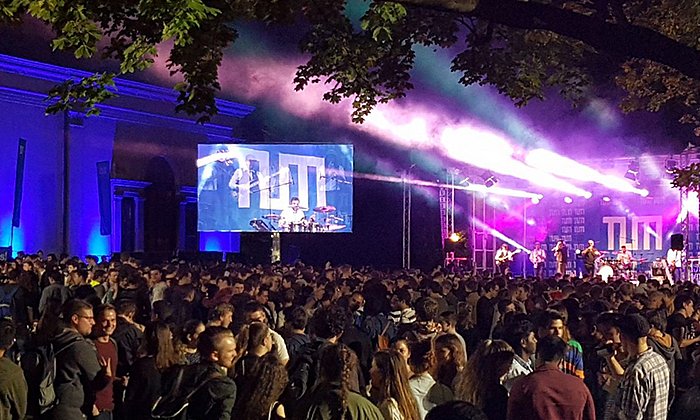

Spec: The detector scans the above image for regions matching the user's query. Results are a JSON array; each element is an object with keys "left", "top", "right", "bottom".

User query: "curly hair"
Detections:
[
  {"left": 234, "top": 353, "right": 288, "bottom": 420},
  {"left": 319, "top": 343, "right": 357, "bottom": 419},
  {"left": 454, "top": 339, "right": 514, "bottom": 410}
]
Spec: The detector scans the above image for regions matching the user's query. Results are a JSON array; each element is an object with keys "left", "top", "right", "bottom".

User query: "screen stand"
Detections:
[{"left": 271, "top": 232, "right": 281, "bottom": 264}]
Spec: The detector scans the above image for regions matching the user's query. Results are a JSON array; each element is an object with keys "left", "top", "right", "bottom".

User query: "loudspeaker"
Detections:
[
  {"left": 671, "top": 234, "right": 684, "bottom": 250},
  {"left": 96, "top": 161, "right": 112, "bottom": 235}
]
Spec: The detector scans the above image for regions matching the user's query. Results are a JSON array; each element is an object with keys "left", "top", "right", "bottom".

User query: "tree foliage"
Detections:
[{"left": 1, "top": 0, "right": 700, "bottom": 127}]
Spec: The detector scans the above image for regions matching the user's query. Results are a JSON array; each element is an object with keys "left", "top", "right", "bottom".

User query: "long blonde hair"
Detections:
[
  {"left": 454, "top": 339, "right": 514, "bottom": 409},
  {"left": 372, "top": 350, "right": 421, "bottom": 420}
]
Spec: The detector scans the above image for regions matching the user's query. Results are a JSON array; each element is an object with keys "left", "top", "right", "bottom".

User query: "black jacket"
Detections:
[{"left": 163, "top": 362, "right": 236, "bottom": 420}]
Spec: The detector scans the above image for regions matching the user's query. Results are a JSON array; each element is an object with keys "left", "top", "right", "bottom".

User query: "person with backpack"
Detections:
[
  {"left": 49, "top": 299, "right": 112, "bottom": 420},
  {"left": 153, "top": 326, "right": 237, "bottom": 420},
  {"left": 0, "top": 319, "right": 27, "bottom": 419},
  {"left": 0, "top": 270, "right": 28, "bottom": 325}
]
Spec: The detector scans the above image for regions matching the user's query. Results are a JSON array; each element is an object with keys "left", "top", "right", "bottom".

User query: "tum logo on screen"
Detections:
[{"left": 602, "top": 216, "right": 663, "bottom": 251}]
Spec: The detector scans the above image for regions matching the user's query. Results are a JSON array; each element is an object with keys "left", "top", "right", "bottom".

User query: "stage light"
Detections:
[
  {"left": 665, "top": 159, "right": 678, "bottom": 174},
  {"left": 531, "top": 196, "right": 540, "bottom": 204},
  {"left": 459, "top": 177, "right": 471, "bottom": 186},
  {"left": 602, "top": 196, "right": 611, "bottom": 202},
  {"left": 640, "top": 189, "right": 650, "bottom": 197},
  {"left": 625, "top": 160, "right": 639, "bottom": 183},
  {"left": 449, "top": 232, "right": 462, "bottom": 242},
  {"left": 484, "top": 175, "right": 499, "bottom": 188},
  {"left": 526, "top": 219, "right": 536, "bottom": 226},
  {"left": 564, "top": 196, "right": 573, "bottom": 204}
]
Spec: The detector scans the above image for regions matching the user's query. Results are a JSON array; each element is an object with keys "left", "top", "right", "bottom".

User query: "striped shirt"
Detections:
[{"left": 617, "top": 348, "right": 670, "bottom": 420}]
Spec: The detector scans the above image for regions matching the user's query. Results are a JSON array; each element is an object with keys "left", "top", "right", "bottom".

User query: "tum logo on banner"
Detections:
[{"left": 602, "top": 216, "right": 663, "bottom": 251}]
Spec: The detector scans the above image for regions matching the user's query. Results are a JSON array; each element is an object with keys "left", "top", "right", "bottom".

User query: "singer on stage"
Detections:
[{"left": 553, "top": 240, "right": 568, "bottom": 276}]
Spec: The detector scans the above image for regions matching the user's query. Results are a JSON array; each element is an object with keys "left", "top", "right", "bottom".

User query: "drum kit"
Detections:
[
  {"left": 259, "top": 204, "right": 346, "bottom": 232},
  {"left": 595, "top": 252, "right": 648, "bottom": 282}
]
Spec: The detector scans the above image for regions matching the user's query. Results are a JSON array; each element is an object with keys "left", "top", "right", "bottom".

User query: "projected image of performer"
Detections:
[
  {"left": 279, "top": 197, "right": 308, "bottom": 232},
  {"left": 581, "top": 240, "right": 601, "bottom": 277},
  {"left": 529, "top": 242, "right": 547, "bottom": 279},
  {"left": 553, "top": 240, "right": 568, "bottom": 276},
  {"left": 198, "top": 147, "right": 237, "bottom": 230},
  {"left": 495, "top": 244, "right": 514, "bottom": 275},
  {"left": 324, "top": 154, "right": 350, "bottom": 218},
  {"left": 228, "top": 155, "right": 261, "bottom": 226}
]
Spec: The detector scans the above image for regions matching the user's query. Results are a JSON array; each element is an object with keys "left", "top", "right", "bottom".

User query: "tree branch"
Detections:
[{"left": 397, "top": 0, "right": 700, "bottom": 80}]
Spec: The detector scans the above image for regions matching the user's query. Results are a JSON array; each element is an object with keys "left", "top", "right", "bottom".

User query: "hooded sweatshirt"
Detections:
[{"left": 648, "top": 332, "right": 682, "bottom": 405}]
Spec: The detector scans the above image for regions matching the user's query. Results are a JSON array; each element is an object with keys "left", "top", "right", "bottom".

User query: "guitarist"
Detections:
[
  {"left": 529, "top": 242, "right": 547, "bottom": 279},
  {"left": 667, "top": 247, "right": 683, "bottom": 283},
  {"left": 495, "top": 244, "right": 516, "bottom": 275}
]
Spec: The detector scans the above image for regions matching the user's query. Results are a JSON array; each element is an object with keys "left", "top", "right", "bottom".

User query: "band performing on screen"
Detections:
[{"left": 197, "top": 144, "right": 353, "bottom": 233}]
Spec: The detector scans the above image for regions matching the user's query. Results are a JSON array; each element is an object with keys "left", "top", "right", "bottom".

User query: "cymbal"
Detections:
[
  {"left": 314, "top": 205, "right": 336, "bottom": 213},
  {"left": 326, "top": 224, "right": 346, "bottom": 231},
  {"left": 263, "top": 214, "right": 280, "bottom": 220}
]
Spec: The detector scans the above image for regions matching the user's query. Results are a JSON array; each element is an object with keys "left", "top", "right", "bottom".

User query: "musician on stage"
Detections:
[
  {"left": 667, "top": 247, "right": 683, "bottom": 283},
  {"left": 553, "top": 240, "right": 568, "bottom": 276},
  {"left": 228, "top": 155, "right": 262, "bottom": 225},
  {"left": 279, "top": 197, "right": 307, "bottom": 231},
  {"left": 616, "top": 245, "right": 633, "bottom": 271},
  {"left": 529, "top": 242, "right": 547, "bottom": 279},
  {"left": 581, "top": 240, "right": 601, "bottom": 277},
  {"left": 495, "top": 244, "right": 515, "bottom": 275}
]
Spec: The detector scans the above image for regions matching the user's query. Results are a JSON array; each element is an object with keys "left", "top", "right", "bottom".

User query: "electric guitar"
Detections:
[{"left": 496, "top": 249, "right": 522, "bottom": 265}]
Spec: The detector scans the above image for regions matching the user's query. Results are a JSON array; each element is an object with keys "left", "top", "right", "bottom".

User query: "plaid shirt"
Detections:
[{"left": 617, "top": 348, "right": 670, "bottom": 420}]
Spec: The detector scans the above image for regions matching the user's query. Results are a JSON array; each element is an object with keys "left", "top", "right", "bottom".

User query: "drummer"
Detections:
[
  {"left": 616, "top": 245, "right": 633, "bottom": 271},
  {"left": 279, "top": 197, "right": 307, "bottom": 231}
]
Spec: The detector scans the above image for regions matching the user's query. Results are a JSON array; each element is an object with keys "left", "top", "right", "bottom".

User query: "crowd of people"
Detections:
[{"left": 0, "top": 250, "right": 699, "bottom": 420}]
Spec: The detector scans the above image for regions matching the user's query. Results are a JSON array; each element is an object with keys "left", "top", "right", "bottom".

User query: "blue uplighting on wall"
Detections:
[
  {"left": 200, "top": 232, "right": 241, "bottom": 253},
  {"left": 87, "top": 224, "right": 110, "bottom": 257}
]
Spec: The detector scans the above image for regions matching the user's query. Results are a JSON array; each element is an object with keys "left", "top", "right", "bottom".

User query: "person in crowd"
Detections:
[
  {"left": 433, "top": 333, "right": 466, "bottom": 391},
  {"left": 123, "top": 322, "right": 182, "bottom": 420},
  {"left": 507, "top": 335, "right": 595, "bottom": 420},
  {"left": 392, "top": 339, "right": 412, "bottom": 376},
  {"left": 296, "top": 343, "right": 383, "bottom": 420},
  {"left": 535, "top": 310, "right": 584, "bottom": 379},
  {"left": 615, "top": 314, "right": 669, "bottom": 420},
  {"left": 475, "top": 282, "right": 499, "bottom": 341},
  {"left": 242, "top": 302, "right": 290, "bottom": 365},
  {"left": 235, "top": 321, "right": 273, "bottom": 380},
  {"left": 283, "top": 306, "right": 311, "bottom": 362},
  {"left": 438, "top": 311, "right": 468, "bottom": 359},
  {"left": 112, "top": 300, "right": 144, "bottom": 380},
  {"left": 234, "top": 353, "right": 288, "bottom": 420},
  {"left": 50, "top": 299, "right": 111, "bottom": 419},
  {"left": 369, "top": 350, "right": 421, "bottom": 420},
  {"left": 645, "top": 309, "right": 681, "bottom": 407},
  {"left": 0, "top": 319, "right": 27, "bottom": 420},
  {"left": 166, "top": 326, "right": 237, "bottom": 420},
  {"left": 179, "top": 319, "right": 206, "bottom": 365},
  {"left": 208, "top": 303, "right": 234, "bottom": 329},
  {"left": 502, "top": 318, "right": 537, "bottom": 393},
  {"left": 91, "top": 304, "right": 119, "bottom": 420},
  {"left": 407, "top": 339, "right": 451, "bottom": 419},
  {"left": 454, "top": 339, "right": 513, "bottom": 420}
]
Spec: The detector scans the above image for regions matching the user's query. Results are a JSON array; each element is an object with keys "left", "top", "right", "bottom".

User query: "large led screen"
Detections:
[{"left": 197, "top": 144, "right": 353, "bottom": 233}]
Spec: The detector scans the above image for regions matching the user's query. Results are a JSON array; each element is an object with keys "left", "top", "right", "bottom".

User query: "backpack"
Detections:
[
  {"left": 151, "top": 366, "right": 222, "bottom": 419},
  {"left": 285, "top": 340, "right": 325, "bottom": 402},
  {"left": 0, "top": 285, "right": 19, "bottom": 319},
  {"left": 19, "top": 338, "right": 80, "bottom": 415}
]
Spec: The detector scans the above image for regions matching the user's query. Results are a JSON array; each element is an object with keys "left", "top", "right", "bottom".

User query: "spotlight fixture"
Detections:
[
  {"left": 449, "top": 232, "right": 463, "bottom": 242},
  {"left": 459, "top": 177, "right": 472, "bottom": 186},
  {"left": 625, "top": 160, "right": 640, "bottom": 183},
  {"left": 602, "top": 196, "right": 611, "bottom": 202},
  {"left": 480, "top": 170, "right": 499, "bottom": 188},
  {"left": 564, "top": 196, "right": 573, "bottom": 204},
  {"left": 665, "top": 159, "right": 678, "bottom": 174},
  {"left": 531, "top": 197, "right": 540, "bottom": 204}
]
